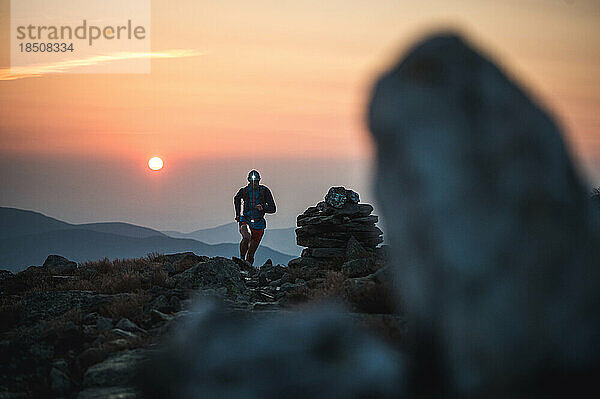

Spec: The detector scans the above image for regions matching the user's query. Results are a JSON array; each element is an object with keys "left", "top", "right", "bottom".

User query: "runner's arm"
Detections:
[
  {"left": 263, "top": 187, "right": 276, "bottom": 214},
  {"left": 234, "top": 188, "right": 243, "bottom": 217}
]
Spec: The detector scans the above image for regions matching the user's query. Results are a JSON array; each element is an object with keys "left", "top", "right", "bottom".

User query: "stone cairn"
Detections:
[{"left": 294, "top": 187, "right": 383, "bottom": 265}]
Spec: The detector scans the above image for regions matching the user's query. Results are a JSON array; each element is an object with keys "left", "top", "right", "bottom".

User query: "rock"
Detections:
[
  {"left": 150, "top": 295, "right": 170, "bottom": 313},
  {"left": 163, "top": 252, "right": 208, "bottom": 275},
  {"left": 303, "top": 247, "right": 346, "bottom": 259},
  {"left": 82, "top": 312, "right": 99, "bottom": 325},
  {"left": 343, "top": 273, "right": 396, "bottom": 314},
  {"left": 115, "top": 319, "right": 146, "bottom": 335},
  {"left": 0, "top": 269, "right": 13, "bottom": 280},
  {"left": 346, "top": 236, "right": 371, "bottom": 261},
  {"left": 277, "top": 281, "right": 309, "bottom": 304},
  {"left": 278, "top": 282, "right": 305, "bottom": 293},
  {"left": 297, "top": 213, "right": 343, "bottom": 227},
  {"left": 268, "top": 273, "right": 293, "bottom": 287},
  {"left": 83, "top": 349, "right": 150, "bottom": 388},
  {"left": 110, "top": 329, "right": 137, "bottom": 340},
  {"left": 296, "top": 236, "right": 347, "bottom": 248},
  {"left": 325, "top": 187, "right": 360, "bottom": 208},
  {"left": 106, "top": 339, "right": 131, "bottom": 351},
  {"left": 96, "top": 317, "right": 113, "bottom": 332},
  {"left": 77, "top": 348, "right": 107, "bottom": 373},
  {"left": 175, "top": 257, "right": 247, "bottom": 298},
  {"left": 251, "top": 301, "right": 281, "bottom": 311},
  {"left": 150, "top": 309, "right": 172, "bottom": 324},
  {"left": 49, "top": 366, "right": 70, "bottom": 395},
  {"left": 246, "top": 279, "right": 259, "bottom": 288},
  {"left": 136, "top": 301, "right": 404, "bottom": 398},
  {"left": 168, "top": 295, "right": 181, "bottom": 312},
  {"left": 231, "top": 256, "right": 256, "bottom": 274},
  {"left": 258, "top": 264, "right": 286, "bottom": 282},
  {"left": 287, "top": 256, "right": 324, "bottom": 269},
  {"left": 52, "top": 358, "right": 69, "bottom": 374},
  {"left": 262, "top": 258, "right": 273, "bottom": 267},
  {"left": 77, "top": 386, "right": 137, "bottom": 399},
  {"left": 0, "top": 392, "right": 28, "bottom": 399},
  {"left": 42, "top": 255, "right": 77, "bottom": 275},
  {"left": 368, "top": 32, "right": 600, "bottom": 395},
  {"left": 297, "top": 265, "right": 327, "bottom": 281},
  {"left": 341, "top": 259, "right": 371, "bottom": 278},
  {"left": 20, "top": 291, "right": 116, "bottom": 326}
]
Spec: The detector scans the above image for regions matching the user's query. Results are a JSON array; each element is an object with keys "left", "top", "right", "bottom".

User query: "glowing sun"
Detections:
[{"left": 148, "top": 157, "right": 163, "bottom": 171}]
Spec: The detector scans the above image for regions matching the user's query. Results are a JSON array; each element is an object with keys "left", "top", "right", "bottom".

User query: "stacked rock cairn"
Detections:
[{"left": 293, "top": 187, "right": 383, "bottom": 267}]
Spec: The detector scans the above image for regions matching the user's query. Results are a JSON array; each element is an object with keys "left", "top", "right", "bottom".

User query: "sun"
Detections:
[{"left": 148, "top": 157, "right": 163, "bottom": 171}]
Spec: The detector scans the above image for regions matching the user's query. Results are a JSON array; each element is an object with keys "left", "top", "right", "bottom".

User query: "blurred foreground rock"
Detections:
[
  {"left": 368, "top": 32, "right": 600, "bottom": 396},
  {"left": 136, "top": 300, "right": 404, "bottom": 399}
]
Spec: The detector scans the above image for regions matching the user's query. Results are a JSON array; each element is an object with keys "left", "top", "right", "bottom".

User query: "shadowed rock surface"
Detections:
[
  {"left": 368, "top": 32, "right": 600, "bottom": 396},
  {"left": 136, "top": 301, "right": 405, "bottom": 399}
]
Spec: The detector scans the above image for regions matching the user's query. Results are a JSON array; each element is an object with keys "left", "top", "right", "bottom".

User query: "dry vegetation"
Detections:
[
  {"left": 7, "top": 253, "right": 183, "bottom": 295},
  {"left": 0, "top": 252, "right": 200, "bottom": 333}
]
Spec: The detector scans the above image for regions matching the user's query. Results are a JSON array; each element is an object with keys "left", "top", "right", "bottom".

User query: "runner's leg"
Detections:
[
  {"left": 246, "top": 228, "right": 265, "bottom": 265},
  {"left": 239, "top": 223, "right": 251, "bottom": 260}
]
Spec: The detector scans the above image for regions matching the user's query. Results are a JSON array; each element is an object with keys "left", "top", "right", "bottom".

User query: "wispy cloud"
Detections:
[{"left": 0, "top": 49, "right": 204, "bottom": 81}]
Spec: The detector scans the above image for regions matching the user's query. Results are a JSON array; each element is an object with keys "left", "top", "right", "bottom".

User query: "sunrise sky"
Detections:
[{"left": 1, "top": 0, "right": 599, "bottom": 232}]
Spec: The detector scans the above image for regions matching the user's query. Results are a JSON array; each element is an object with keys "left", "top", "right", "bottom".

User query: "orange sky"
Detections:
[{"left": 0, "top": 0, "right": 599, "bottom": 230}]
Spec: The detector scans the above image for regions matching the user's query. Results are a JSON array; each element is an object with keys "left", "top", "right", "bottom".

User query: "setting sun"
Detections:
[{"left": 148, "top": 157, "right": 163, "bottom": 171}]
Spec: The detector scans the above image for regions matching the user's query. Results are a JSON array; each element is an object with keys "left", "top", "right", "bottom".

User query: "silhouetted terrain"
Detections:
[
  {"left": 0, "top": 208, "right": 293, "bottom": 271},
  {"left": 0, "top": 207, "right": 167, "bottom": 240}
]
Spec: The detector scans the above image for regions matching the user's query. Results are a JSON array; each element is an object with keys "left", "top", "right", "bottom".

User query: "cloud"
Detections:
[{"left": 0, "top": 49, "right": 204, "bottom": 81}]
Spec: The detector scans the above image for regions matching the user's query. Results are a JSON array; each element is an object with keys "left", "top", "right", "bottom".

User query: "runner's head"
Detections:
[{"left": 248, "top": 170, "right": 260, "bottom": 188}]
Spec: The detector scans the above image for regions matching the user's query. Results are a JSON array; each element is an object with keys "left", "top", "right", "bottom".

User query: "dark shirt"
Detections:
[{"left": 234, "top": 184, "right": 276, "bottom": 227}]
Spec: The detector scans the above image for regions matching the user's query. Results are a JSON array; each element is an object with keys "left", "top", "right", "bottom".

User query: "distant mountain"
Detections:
[
  {"left": 75, "top": 222, "right": 167, "bottom": 239},
  {"left": 0, "top": 207, "right": 72, "bottom": 239},
  {"left": 0, "top": 208, "right": 294, "bottom": 272},
  {"left": 163, "top": 222, "right": 301, "bottom": 256},
  {"left": 0, "top": 207, "right": 166, "bottom": 240}
]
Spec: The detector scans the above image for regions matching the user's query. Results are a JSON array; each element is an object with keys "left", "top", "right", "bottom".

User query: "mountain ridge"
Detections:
[{"left": 0, "top": 207, "right": 293, "bottom": 271}]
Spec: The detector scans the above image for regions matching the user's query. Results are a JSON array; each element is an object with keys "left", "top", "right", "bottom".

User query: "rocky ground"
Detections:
[{"left": 0, "top": 191, "right": 402, "bottom": 398}]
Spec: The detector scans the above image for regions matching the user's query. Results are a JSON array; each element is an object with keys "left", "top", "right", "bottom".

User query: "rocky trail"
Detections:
[{"left": 0, "top": 187, "right": 402, "bottom": 398}]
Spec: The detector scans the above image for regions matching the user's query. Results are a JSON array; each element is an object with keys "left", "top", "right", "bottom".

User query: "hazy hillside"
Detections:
[
  {"left": 0, "top": 207, "right": 166, "bottom": 239},
  {"left": 76, "top": 222, "right": 167, "bottom": 238},
  {"left": 0, "top": 208, "right": 294, "bottom": 271},
  {"left": 0, "top": 207, "right": 72, "bottom": 239},
  {"left": 163, "top": 222, "right": 301, "bottom": 256}
]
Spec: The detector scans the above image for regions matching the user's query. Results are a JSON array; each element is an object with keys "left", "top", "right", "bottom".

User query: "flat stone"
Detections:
[
  {"left": 77, "top": 386, "right": 137, "bottom": 399},
  {"left": 296, "top": 236, "right": 347, "bottom": 248},
  {"left": 304, "top": 248, "right": 346, "bottom": 259},
  {"left": 150, "top": 309, "right": 172, "bottom": 324},
  {"left": 83, "top": 349, "right": 150, "bottom": 388},
  {"left": 296, "top": 214, "right": 343, "bottom": 227},
  {"left": 341, "top": 259, "right": 372, "bottom": 278},
  {"left": 110, "top": 328, "right": 137, "bottom": 339}
]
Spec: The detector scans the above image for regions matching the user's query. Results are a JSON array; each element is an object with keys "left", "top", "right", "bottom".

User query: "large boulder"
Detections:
[
  {"left": 43, "top": 255, "right": 77, "bottom": 275},
  {"left": 174, "top": 257, "right": 247, "bottom": 298},
  {"left": 368, "top": 32, "right": 600, "bottom": 395}
]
